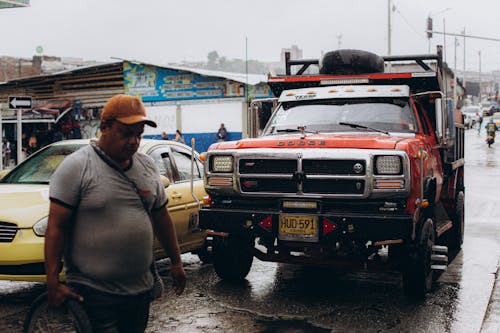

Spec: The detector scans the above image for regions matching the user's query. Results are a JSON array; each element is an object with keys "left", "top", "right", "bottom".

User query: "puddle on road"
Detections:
[{"left": 257, "top": 318, "right": 330, "bottom": 333}]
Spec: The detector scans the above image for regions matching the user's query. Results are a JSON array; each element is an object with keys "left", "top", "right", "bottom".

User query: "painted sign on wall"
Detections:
[{"left": 123, "top": 61, "right": 272, "bottom": 102}]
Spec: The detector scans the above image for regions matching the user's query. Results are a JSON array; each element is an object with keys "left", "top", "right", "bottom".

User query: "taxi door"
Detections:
[{"left": 168, "top": 147, "right": 207, "bottom": 252}]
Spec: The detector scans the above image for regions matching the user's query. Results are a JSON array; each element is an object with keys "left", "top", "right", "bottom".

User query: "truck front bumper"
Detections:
[{"left": 200, "top": 207, "right": 414, "bottom": 243}]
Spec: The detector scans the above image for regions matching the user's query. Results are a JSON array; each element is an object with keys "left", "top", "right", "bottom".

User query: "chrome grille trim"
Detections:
[
  {"left": 205, "top": 148, "right": 410, "bottom": 199},
  {"left": 0, "top": 222, "right": 18, "bottom": 243}
]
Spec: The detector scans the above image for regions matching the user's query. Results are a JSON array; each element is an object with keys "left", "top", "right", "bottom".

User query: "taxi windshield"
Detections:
[
  {"left": 263, "top": 97, "right": 417, "bottom": 135},
  {"left": 1, "top": 144, "right": 85, "bottom": 184}
]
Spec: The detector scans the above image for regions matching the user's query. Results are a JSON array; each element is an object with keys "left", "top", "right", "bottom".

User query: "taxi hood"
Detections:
[
  {"left": 208, "top": 133, "right": 412, "bottom": 150},
  {"left": 0, "top": 184, "right": 49, "bottom": 228}
]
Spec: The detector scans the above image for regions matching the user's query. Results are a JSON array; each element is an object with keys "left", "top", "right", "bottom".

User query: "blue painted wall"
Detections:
[{"left": 144, "top": 131, "right": 241, "bottom": 153}]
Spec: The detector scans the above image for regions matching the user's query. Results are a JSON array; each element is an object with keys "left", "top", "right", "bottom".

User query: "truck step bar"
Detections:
[{"left": 431, "top": 245, "right": 448, "bottom": 271}]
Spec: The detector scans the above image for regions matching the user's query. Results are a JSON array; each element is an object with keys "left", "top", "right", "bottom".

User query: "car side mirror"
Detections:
[{"left": 160, "top": 175, "right": 170, "bottom": 188}]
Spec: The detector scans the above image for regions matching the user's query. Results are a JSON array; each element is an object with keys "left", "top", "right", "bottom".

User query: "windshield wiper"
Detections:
[
  {"left": 338, "top": 122, "right": 390, "bottom": 136},
  {"left": 275, "top": 125, "right": 318, "bottom": 134}
]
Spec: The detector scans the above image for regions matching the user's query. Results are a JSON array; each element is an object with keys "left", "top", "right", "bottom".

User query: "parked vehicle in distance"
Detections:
[
  {"left": 0, "top": 139, "right": 209, "bottom": 282},
  {"left": 462, "top": 105, "right": 481, "bottom": 129},
  {"left": 493, "top": 112, "right": 500, "bottom": 127}
]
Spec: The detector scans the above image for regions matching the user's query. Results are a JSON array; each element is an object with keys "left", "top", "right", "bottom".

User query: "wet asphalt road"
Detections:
[{"left": 0, "top": 126, "right": 499, "bottom": 333}]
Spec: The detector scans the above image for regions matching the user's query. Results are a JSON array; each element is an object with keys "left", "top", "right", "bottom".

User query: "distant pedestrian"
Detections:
[
  {"left": 2, "top": 137, "right": 11, "bottom": 167},
  {"left": 161, "top": 131, "right": 169, "bottom": 140},
  {"left": 217, "top": 123, "right": 227, "bottom": 142},
  {"left": 477, "top": 112, "right": 483, "bottom": 134},
  {"left": 174, "top": 130, "right": 185, "bottom": 144}
]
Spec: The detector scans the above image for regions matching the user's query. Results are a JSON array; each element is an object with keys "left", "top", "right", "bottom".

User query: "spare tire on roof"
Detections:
[{"left": 319, "top": 49, "right": 384, "bottom": 75}]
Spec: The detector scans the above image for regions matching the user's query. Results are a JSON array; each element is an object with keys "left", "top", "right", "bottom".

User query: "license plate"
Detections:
[{"left": 278, "top": 215, "right": 319, "bottom": 242}]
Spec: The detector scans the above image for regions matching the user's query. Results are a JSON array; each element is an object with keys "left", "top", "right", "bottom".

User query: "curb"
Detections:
[{"left": 480, "top": 265, "right": 500, "bottom": 333}]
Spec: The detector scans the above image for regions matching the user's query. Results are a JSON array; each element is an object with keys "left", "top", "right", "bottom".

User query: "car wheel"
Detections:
[
  {"left": 213, "top": 234, "right": 254, "bottom": 282},
  {"left": 402, "top": 218, "right": 436, "bottom": 300}
]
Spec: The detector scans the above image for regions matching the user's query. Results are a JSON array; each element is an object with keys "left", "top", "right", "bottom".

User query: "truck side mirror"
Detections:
[
  {"left": 435, "top": 98, "right": 445, "bottom": 145},
  {"left": 248, "top": 98, "right": 277, "bottom": 138}
]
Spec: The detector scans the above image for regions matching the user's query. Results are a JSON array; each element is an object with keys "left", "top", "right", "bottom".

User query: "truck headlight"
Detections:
[
  {"left": 375, "top": 156, "right": 402, "bottom": 175},
  {"left": 211, "top": 155, "right": 233, "bottom": 172},
  {"left": 33, "top": 216, "right": 48, "bottom": 237}
]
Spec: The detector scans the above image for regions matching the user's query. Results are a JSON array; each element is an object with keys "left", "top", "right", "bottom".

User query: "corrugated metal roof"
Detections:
[
  {"left": 164, "top": 65, "right": 268, "bottom": 85},
  {"left": 0, "top": 59, "right": 268, "bottom": 87}
]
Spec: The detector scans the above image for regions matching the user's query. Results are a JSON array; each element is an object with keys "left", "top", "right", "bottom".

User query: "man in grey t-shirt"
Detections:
[{"left": 45, "top": 94, "right": 186, "bottom": 333}]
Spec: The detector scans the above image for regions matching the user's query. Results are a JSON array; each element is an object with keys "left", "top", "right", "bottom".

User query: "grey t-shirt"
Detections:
[{"left": 49, "top": 144, "right": 168, "bottom": 295}]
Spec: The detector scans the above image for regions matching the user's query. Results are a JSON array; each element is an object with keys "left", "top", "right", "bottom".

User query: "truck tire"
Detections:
[
  {"left": 23, "top": 292, "right": 92, "bottom": 333},
  {"left": 319, "top": 49, "right": 385, "bottom": 75},
  {"left": 402, "top": 218, "right": 436, "bottom": 300},
  {"left": 213, "top": 234, "right": 254, "bottom": 282},
  {"left": 450, "top": 191, "right": 465, "bottom": 250}
]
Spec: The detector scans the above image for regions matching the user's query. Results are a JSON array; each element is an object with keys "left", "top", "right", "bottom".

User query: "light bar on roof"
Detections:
[
  {"left": 411, "top": 72, "right": 436, "bottom": 78},
  {"left": 320, "top": 78, "right": 370, "bottom": 85}
]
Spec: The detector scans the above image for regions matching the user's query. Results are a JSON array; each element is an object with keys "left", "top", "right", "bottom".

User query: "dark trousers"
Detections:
[{"left": 69, "top": 283, "right": 151, "bottom": 333}]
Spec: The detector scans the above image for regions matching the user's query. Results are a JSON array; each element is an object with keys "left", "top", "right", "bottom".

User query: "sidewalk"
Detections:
[{"left": 480, "top": 263, "right": 500, "bottom": 333}]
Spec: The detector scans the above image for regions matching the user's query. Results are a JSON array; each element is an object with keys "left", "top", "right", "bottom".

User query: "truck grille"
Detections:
[
  {"left": 238, "top": 158, "right": 366, "bottom": 196},
  {"left": 0, "top": 222, "right": 18, "bottom": 243}
]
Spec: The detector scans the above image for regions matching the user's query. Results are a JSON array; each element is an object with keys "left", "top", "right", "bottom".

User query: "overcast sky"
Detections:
[{"left": 1, "top": 0, "right": 500, "bottom": 71}]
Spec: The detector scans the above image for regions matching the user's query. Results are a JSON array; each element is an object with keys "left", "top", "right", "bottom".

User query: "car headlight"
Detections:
[
  {"left": 211, "top": 155, "right": 233, "bottom": 172},
  {"left": 375, "top": 156, "right": 402, "bottom": 175},
  {"left": 33, "top": 216, "right": 48, "bottom": 237}
]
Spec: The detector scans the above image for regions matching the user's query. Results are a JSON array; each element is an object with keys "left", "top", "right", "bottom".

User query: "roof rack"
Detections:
[{"left": 269, "top": 46, "right": 445, "bottom": 97}]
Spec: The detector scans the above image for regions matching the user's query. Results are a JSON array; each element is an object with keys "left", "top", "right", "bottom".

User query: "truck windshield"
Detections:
[{"left": 263, "top": 97, "right": 417, "bottom": 135}]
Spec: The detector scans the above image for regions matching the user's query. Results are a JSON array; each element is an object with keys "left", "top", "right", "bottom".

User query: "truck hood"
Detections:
[
  {"left": 209, "top": 134, "right": 414, "bottom": 150},
  {"left": 0, "top": 184, "right": 49, "bottom": 228}
]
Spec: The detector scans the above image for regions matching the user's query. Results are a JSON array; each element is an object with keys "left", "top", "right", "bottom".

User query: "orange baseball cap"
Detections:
[{"left": 100, "top": 94, "right": 157, "bottom": 128}]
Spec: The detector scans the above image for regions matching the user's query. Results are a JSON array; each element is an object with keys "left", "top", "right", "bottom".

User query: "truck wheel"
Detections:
[
  {"left": 213, "top": 234, "right": 254, "bottom": 282},
  {"left": 402, "top": 218, "right": 435, "bottom": 300},
  {"left": 450, "top": 191, "right": 465, "bottom": 250}
]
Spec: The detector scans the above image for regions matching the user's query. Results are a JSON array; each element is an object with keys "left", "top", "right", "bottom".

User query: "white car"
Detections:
[{"left": 462, "top": 106, "right": 481, "bottom": 129}]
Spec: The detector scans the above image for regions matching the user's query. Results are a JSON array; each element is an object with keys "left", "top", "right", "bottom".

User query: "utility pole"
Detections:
[
  {"left": 463, "top": 28, "right": 466, "bottom": 90},
  {"left": 478, "top": 50, "right": 482, "bottom": 100},
  {"left": 387, "top": 0, "right": 391, "bottom": 56},
  {"left": 454, "top": 37, "right": 459, "bottom": 108}
]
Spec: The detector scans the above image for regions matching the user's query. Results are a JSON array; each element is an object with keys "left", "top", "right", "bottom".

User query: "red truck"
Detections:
[{"left": 200, "top": 47, "right": 465, "bottom": 299}]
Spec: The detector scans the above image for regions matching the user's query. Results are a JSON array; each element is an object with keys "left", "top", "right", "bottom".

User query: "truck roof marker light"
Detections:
[
  {"left": 286, "top": 92, "right": 295, "bottom": 96},
  {"left": 345, "top": 88, "right": 355, "bottom": 92},
  {"left": 320, "top": 78, "right": 369, "bottom": 85},
  {"left": 391, "top": 87, "right": 402, "bottom": 92},
  {"left": 259, "top": 216, "right": 273, "bottom": 232},
  {"left": 199, "top": 153, "right": 206, "bottom": 161},
  {"left": 367, "top": 87, "right": 377, "bottom": 92},
  {"left": 322, "top": 219, "right": 337, "bottom": 235},
  {"left": 307, "top": 90, "right": 316, "bottom": 94},
  {"left": 328, "top": 89, "right": 338, "bottom": 93}
]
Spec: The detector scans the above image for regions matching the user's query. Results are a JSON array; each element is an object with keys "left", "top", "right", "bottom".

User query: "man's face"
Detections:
[{"left": 100, "top": 120, "right": 144, "bottom": 161}]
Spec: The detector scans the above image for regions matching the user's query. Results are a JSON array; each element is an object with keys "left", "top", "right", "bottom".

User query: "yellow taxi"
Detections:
[
  {"left": 493, "top": 112, "right": 500, "bottom": 127},
  {"left": 0, "top": 139, "right": 209, "bottom": 282}
]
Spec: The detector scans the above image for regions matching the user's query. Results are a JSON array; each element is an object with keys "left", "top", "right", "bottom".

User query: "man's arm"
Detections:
[
  {"left": 151, "top": 206, "right": 186, "bottom": 295},
  {"left": 45, "top": 201, "right": 83, "bottom": 305}
]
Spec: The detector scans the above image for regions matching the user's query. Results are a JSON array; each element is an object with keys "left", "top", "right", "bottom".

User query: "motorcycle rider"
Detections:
[{"left": 485, "top": 118, "right": 499, "bottom": 148}]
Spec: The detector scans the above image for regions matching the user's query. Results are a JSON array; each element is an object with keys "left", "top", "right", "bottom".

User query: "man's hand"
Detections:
[
  {"left": 47, "top": 282, "right": 83, "bottom": 307},
  {"left": 170, "top": 262, "right": 186, "bottom": 295}
]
